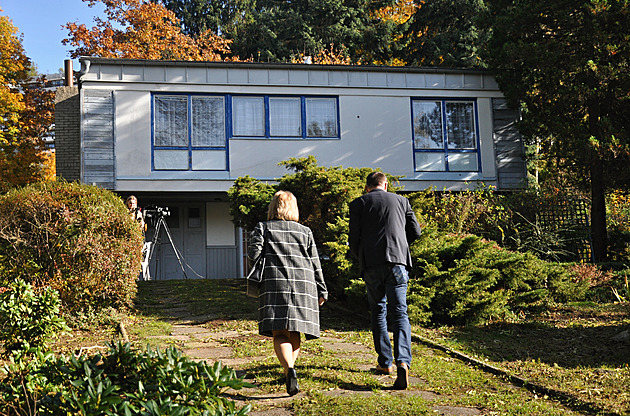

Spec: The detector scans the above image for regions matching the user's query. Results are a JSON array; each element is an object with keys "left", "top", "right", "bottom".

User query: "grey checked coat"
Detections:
[{"left": 248, "top": 220, "right": 328, "bottom": 339}]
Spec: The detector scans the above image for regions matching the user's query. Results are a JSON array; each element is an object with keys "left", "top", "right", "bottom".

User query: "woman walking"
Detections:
[{"left": 248, "top": 190, "right": 328, "bottom": 396}]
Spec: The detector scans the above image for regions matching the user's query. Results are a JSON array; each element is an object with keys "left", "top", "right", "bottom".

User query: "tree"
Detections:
[
  {"left": 154, "top": 0, "right": 254, "bottom": 37},
  {"left": 0, "top": 11, "right": 52, "bottom": 192},
  {"left": 398, "top": 0, "right": 489, "bottom": 67},
  {"left": 227, "top": 0, "right": 400, "bottom": 63},
  {"left": 484, "top": 0, "right": 630, "bottom": 261},
  {"left": 63, "top": 0, "right": 235, "bottom": 61}
]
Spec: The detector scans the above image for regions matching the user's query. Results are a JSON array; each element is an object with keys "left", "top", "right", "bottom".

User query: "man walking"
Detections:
[{"left": 349, "top": 171, "right": 422, "bottom": 390}]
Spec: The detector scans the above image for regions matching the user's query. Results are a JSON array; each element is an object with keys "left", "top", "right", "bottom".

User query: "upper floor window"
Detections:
[
  {"left": 153, "top": 94, "right": 227, "bottom": 171},
  {"left": 232, "top": 95, "right": 339, "bottom": 139},
  {"left": 412, "top": 99, "right": 479, "bottom": 172}
]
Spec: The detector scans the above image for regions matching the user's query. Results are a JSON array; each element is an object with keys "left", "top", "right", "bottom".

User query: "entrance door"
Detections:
[{"left": 147, "top": 204, "right": 206, "bottom": 280}]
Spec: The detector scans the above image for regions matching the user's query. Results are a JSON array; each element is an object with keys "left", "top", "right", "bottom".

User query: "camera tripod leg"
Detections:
[
  {"left": 161, "top": 218, "right": 188, "bottom": 279},
  {"left": 146, "top": 217, "right": 188, "bottom": 279}
]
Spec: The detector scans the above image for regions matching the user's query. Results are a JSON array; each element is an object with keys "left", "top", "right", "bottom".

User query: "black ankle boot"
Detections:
[{"left": 286, "top": 368, "right": 299, "bottom": 396}]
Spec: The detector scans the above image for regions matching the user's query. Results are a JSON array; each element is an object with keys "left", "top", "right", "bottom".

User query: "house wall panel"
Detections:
[
  {"left": 206, "top": 247, "right": 239, "bottom": 278},
  {"left": 115, "top": 91, "right": 152, "bottom": 178}
]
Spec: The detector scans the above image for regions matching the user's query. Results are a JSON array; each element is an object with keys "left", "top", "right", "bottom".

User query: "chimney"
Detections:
[{"left": 64, "top": 59, "right": 74, "bottom": 87}]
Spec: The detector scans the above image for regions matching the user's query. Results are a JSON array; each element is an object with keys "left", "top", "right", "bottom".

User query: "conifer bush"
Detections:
[
  {"left": 407, "top": 227, "right": 587, "bottom": 325},
  {"left": 229, "top": 157, "right": 592, "bottom": 325},
  {"left": 0, "top": 180, "right": 143, "bottom": 316}
]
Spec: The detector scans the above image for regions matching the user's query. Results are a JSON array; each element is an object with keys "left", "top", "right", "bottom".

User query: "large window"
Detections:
[
  {"left": 153, "top": 95, "right": 226, "bottom": 171},
  {"left": 152, "top": 93, "right": 339, "bottom": 171},
  {"left": 412, "top": 99, "right": 479, "bottom": 172},
  {"left": 231, "top": 95, "right": 339, "bottom": 139}
]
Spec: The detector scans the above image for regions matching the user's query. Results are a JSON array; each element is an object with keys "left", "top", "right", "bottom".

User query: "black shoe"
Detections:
[
  {"left": 393, "top": 363, "right": 409, "bottom": 390},
  {"left": 286, "top": 368, "right": 299, "bottom": 396}
]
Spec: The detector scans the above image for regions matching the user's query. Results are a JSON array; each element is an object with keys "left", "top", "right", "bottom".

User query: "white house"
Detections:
[{"left": 55, "top": 57, "right": 525, "bottom": 280}]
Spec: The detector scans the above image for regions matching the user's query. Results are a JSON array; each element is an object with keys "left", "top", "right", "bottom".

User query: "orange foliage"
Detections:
[
  {"left": 1, "top": 11, "right": 54, "bottom": 191},
  {"left": 63, "top": 0, "right": 236, "bottom": 61},
  {"left": 374, "top": 0, "right": 417, "bottom": 24},
  {"left": 291, "top": 44, "right": 354, "bottom": 65}
]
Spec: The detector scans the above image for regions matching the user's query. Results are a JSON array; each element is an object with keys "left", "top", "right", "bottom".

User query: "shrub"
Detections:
[
  {"left": 426, "top": 184, "right": 508, "bottom": 242},
  {"left": 0, "top": 342, "right": 252, "bottom": 415},
  {"left": 229, "top": 156, "right": 374, "bottom": 297},
  {"left": 229, "top": 158, "right": 593, "bottom": 324},
  {"left": 0, "top": 180, "right": 143, "bottom": 316},
  {"left": 406, "top": 227, "right": 586, "bottom": 325},
  {"left": 0, "top": 279, "right": 68, "bottom": 355}
]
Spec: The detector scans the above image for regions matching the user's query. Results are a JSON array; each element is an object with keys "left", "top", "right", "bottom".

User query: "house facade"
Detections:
[{"left": 55, "top": 57, "right": 525, "bottom": 280}]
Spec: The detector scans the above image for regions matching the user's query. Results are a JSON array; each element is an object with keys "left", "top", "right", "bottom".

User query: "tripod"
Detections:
[{"left": 143, "top": 215, "right": 188, "bottom": 280}]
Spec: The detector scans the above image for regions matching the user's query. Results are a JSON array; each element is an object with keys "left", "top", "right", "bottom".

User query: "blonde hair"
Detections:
[
  {"left": 125, "top": 195, "right": 137, "bottom": 206},
  {"left": 267, "top": 191, "right": 299, "bottom": 222}
]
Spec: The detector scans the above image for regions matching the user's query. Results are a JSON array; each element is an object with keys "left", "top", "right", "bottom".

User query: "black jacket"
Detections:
[{"left": 349, "top": 189, "right": 422, "bottom": 271}]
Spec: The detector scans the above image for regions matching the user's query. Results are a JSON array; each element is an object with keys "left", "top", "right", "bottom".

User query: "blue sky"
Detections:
[{"left": 1, "top": 0, "right": 106, "bottom": 74}]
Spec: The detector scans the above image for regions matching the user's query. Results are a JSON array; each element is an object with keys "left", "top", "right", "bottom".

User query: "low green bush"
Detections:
[
  {"left": 0, "top": 180, "right": 144, "bottom": 316},
  {"left": 407, "top": 228, "right": 588, "bottom": 325},
  {"left": 0, "top": 279, "right": 69, "bottom": 356},
  {"left": 0, "top": 342, "right": 252, "bottom": 415}
]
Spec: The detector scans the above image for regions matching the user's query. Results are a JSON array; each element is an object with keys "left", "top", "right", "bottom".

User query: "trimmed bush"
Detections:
[{"left": 0, "top": 180, "right": 143, "bottom": 316}]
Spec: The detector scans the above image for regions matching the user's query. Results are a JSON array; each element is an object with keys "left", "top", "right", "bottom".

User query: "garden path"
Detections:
[{"left": 141, "top": 296, "right": 484, "bottom": 416}]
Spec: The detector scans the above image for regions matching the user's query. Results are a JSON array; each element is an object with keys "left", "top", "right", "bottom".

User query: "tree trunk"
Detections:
[
  {"left": 587, "top": 95, "right": 608, "bottom": 262},
  {"left": 590, "top": 157, "right": 608, "bottom": 263}
]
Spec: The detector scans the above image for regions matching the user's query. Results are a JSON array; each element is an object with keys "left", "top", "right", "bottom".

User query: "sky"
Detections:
[{"left": 1, "top": 0, "right": 106, "bottom": 75}]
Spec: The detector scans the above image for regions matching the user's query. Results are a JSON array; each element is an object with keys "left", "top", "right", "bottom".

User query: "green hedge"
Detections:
[{"left": 0, "top": 181, "right": 143, "bottom": 316}]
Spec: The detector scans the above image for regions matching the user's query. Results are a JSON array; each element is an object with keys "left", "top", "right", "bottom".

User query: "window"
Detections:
[
  {"left": 269, "top": 97, "right": 301, "bottom": 137},
  {"left": 153, "top": 94, "right": 227, "bottom": 171},
  {"left": 232, "top": 96, "right": 265, "bottom": 137},
  {"left": 231, "top": 95, "right": 339, "bottom": 139},
  {"left": 152, "top": 93, "right": 339, "bottom": 171},
  {"left": 412, "top": 99, "right": 479, "bottom": 172}
]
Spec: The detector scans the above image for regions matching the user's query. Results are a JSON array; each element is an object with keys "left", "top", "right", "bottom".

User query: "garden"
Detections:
[{"left": 0, "top": 159, "right": 628, "bottom": 415}]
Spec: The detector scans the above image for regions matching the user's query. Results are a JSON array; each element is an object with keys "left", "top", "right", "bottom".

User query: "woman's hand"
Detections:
[{"left": 319, "top": 296, "right": 326, "bottom": 306}]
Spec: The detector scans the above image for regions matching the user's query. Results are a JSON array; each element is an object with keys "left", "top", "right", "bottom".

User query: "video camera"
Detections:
[{"left": 143, "top": 205, "right": 170, "bottom": 225}]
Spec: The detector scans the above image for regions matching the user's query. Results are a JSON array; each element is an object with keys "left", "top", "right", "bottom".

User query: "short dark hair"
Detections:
[{"left": 366, "top": 171, "right": 387, "bottom": 189}]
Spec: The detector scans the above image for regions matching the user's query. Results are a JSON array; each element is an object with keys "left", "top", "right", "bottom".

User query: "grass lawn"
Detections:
[
  {"left": 413, "top": 302, "right": 630, "bottom": 415},
  {"left": 47, "top": 279, "right": 629, "bottom": 415}
]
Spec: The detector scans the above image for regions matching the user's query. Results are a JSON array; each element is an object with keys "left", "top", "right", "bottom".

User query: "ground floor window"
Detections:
[{"left": 412, "top": 99, "right": 480, "bottom": 172}]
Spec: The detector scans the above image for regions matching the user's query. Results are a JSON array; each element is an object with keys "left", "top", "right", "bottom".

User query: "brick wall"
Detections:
[{"left": 54, "top": 86, "right": 81, "bottom": 181}]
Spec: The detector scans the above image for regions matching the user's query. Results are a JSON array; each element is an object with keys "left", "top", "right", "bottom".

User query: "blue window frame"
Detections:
[
  {"left": 411, "top": 98, "right": 481, "bottom": 172},
  {"left": 153, "top": 94, "right": 228, "bottom": 171},
  {"left": 152, "top": 93, "right": 339, "bottom": 171},
  {"left": 231, "top": 95, "right": 339, "bottom": 139}
]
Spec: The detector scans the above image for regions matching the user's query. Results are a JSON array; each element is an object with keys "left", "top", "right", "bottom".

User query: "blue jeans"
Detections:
[{"left": 363, "top": 263, "right": 412, "bottom": 369}]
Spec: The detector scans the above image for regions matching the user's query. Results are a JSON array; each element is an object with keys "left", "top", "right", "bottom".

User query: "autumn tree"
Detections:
[
  {"left": 63, "top": 0, "right": 235, "bottom": 61},
  {"left": 0, "top": 11, "right": 53, "bottom": 193},
  {"left": 484, "top": 0, "right": 630, "bottom": 261}
]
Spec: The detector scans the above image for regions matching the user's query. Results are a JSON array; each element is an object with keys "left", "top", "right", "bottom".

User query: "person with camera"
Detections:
[{"left": 125, "top": 195, "right": 146, "bottom": 232}]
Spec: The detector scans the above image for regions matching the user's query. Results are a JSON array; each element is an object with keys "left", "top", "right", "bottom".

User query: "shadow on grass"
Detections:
[
  {"left": 134, "top": 278, "right": 371, "bottom": 333},
  {"left": 445, "top": 305, "right": 630, "bottom": 368},
  {"left": 243, "top": 362, "right": 380, "bottom": 393}
]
